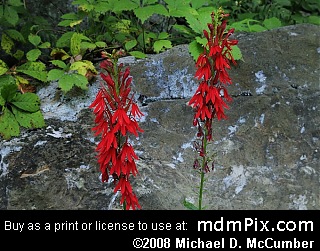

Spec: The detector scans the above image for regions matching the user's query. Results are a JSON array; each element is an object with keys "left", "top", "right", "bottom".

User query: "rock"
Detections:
[{"left": 1, "top": 24, "right": 319, "bottom": 210}]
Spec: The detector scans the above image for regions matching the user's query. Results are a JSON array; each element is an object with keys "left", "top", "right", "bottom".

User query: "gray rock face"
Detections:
[{"left": 0, "top": 24, "right": 319, "bottom": 210}]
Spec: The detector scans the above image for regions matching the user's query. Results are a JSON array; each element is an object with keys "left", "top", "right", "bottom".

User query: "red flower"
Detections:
[
  {"left": 90, "top": 50, "right": 143, "bottom": 210},
  {"left": 114, "top": 177, "right": 141, "bottom": 210},
  {"left": 195, "top": 53, "right": 211, "bottom": 81}
]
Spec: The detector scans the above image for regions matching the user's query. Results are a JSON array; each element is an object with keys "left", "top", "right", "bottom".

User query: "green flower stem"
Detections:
[{"left": 198, "top": 127, "right": 208, "bottom": 210}]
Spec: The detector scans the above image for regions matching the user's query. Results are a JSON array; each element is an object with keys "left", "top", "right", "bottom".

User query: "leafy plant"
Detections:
[
  {"left": 47, "top": 32, "right": 101, "bottom": 93},
  {"left": 0, "top": 83, "right": 45, "bottom": 140}
]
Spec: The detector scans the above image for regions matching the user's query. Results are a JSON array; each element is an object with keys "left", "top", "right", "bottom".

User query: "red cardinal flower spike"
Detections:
[
  {"left": 90, "top": 49, "right": 144, "bottom": 210},
  {"left": 187, "top": 8, "right": 238, "bottom": 210}
]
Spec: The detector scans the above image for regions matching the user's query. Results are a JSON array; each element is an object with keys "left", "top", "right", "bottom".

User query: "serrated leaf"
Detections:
[
  {"left": 134, "top": 4, "right": 168, "bottom": 24},
  {"left": 12, "top": 107, "right": 45, "bottom": 129},
  {"left": 153, "top": 40, "right": 172, "bottom": 53},
  {"left": 73, "top": 74, "right": 88, "bottom": 90},
  {"left": 1, "top": 83, "right": 17, "bottom": 101},
  {"left": 11, "top": 92, "right": 41, "bottom": 112},
  {"left": 263, "top": 17, "right": 282, "bottom": 30},
  {"left": 0, "top": 108, "right": 20, "bottom": 139},
  {"left": 58, "top": 73, "right": 87, "bottom": 93},
  {"left": 250, "top": 24, "right": 267, "bottom": 32},
  {"left": 188, "top": 40, "right": 203, "bottom": 62},
  {"left": 15, "top": 75, "right": 29, "bottom": 85},
  {"left": 6, "top": 29, "right": 25, "bottom": 42},
  {"left": 230, "top": 45, "right": 242, "bottom": 61},
  {"left": 125, "top": 39, "right": 137, "bottom": 51},
  {"left": 50, "top": 60, "right": 67, "bottom": 69},
  {"left": 70, "top": 61, "right": 88, "bottom": 75},
  {"left": 195, "top": 36, "right": 207, "bottom": 47},
  {"left": 185, "top": 15, "right": 205, "bottom": 35},
  {"left": 112, "top": 0, "right": 139, "bottom": 12},
  {"left": 56, "top": 32, "right": 75, "bottom": 48},
  {"left": 128, "top": 51, "right": 146, "bottom": 59},
  {"left": 16, "top": 62, "right": 47, "bottom": 82},
  {"left": 1, "top": 34, "right": 14, "bottom": 54},
  {"left": 26, "top": 49, "right": 41, "bottom": 62},
  {"left": 28, "top": 34, "right": 41, "bottom": 46},
  {"left": 158, "top": 32, "right": 169, "bottom": 40},
  {"left": 0, "top": 60, "right": 8, "bottom": 76},
  {"left": 47, "top": 69, "right": 65, "bottom": 81},
  {"left": 0, "top": 75, "right": 15, "bottom": 88},
  {"left": 71, "top": 33, "right": 84, "bottom": 56}
]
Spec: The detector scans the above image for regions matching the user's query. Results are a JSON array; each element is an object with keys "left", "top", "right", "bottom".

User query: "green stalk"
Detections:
[{"left": 198, "top": 127, "right": 208, "bottom": 210}]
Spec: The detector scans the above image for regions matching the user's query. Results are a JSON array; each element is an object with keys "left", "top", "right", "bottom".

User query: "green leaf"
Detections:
[
  {"left": 6, "top": 29, "right": 25, "bottom": 43},
  {"left": 50, "top": 60, "right": 67, "bottom": 69},
  {"left": 134, "top": 4, "right": 168, "bottom": 24},
  {"left": 1, "top": 34, "right": 14, "bottom": 54},
  {"left": 81, "top": 41, "right": 97, "bottom": 50},
  {"left": 195, "top": 36, "right": 207, "bottom": 47},
  {"left": 13, "top": 50, "right": 24, "bottom": 60},
  {"left": 71, "top": 33, "right": 84, "bottom": 56},
  {"left": 125, "top": 39, "right": 138, "bottom": 51},
  {"left": 158, "top": 32, "right": 169, "bottom": 40},
  {"left": 0, "top": 75, "right": 15, "bottom": 88},
  {"left": 0, "top": 108, "right": 20, "bottom": 139},
  {"left": 230, "top": 45, "right": 242, "bottom": 61},
  {"left": 60, "top": 12, "right": 79, "bottom": 20},
  {"left": 28, "top": 34, "right": 41, "bottom": 46},
  {"left": 56, "top": 32, "right": 75, "bottom": 48},
  {"left": 47, "top": 69, "right": 65, "bottom": 81},
  {"left": 72, "top": 74, "right": 88, "bottom": 90},
  {"left": 58, "top": 73, "right": 88, "bottom": 93},
  {"left": 128, "top": 51, "right": 146, "bottom": 59},
  {"left": 188, "top": 40, "right": 203, "bottom": 62},
  {"left": 190, "top": 0, "right": 209, "bottom": 9},
  {"left": 11, "top": 92, "right": 41, "bottom": 112},
  {"left": 12, "top": 107, "right": 45, "bottom": 129},
  {"left": 16, "top": 62, "right": 47, "bottom": 82},
  {"left": 8, "top": 0, "right": 24, "bottom": 7},
  {"left": 26, "top": 49, "right": 41, "bottom": 62},
  {"left": 95, "top": 41, "right": 107, "bottom": 48},
  {"left": 38, "top": 42, "right": 51, "bottom": 49},
  {"left": 0, "top": 60, "right": 9, "bottom": 76},
  {"left": 183, "top": 199, "right": 198, "bottom": 210},
  {"left": 1, "top": 83, "right": 17, "bottom": 101},
  {"left": 249, "top": 24, "right": 267, "bottom": 32},
  {"left": 308, "top": 16, "right": 320, "bottom": 25},
  {"left": 153, "top": 40, "right": 172, "bottom": 53},
  {"left": 172, "top": 24, "right": 193, "bottom": 35},
  {"left": 69, "top": 61, "right": 88, "bottom": 75},
  {"left": 4, "top": 6, "right": 19, "bottom": 26},
  {"left": 112, "top": 0, "right": 139, "bottom": 12},
  {"left": 263, "top": 17, "right": 282, "bottom": 30}
]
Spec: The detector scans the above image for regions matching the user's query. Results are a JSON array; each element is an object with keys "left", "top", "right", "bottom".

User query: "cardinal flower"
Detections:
[
  {"left": 90, "top": 49, "right": 143, "bottom": 210},
  {"left": 187, "top": 8, "right": 238, "bottom": 210}
]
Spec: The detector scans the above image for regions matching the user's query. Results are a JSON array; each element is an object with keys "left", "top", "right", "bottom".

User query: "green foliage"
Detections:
[
  {"left": 0, "top": 0, "right": 318, "bottom": 140},
  {"left": 0, "top": 83, "right": 45, "bottom": 140},
  {"left": 183, "top": 198, "right": 198, "bottom": 210}
]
